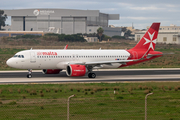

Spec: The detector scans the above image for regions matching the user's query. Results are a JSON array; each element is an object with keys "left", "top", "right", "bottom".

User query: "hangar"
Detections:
[{"left": 3, "top": 9, "right": 119, "bottom": 36}]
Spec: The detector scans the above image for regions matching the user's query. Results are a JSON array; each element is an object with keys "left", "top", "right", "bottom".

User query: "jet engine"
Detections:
[
  {"left": 66, "top": 64, "right": 87, "bottom": 76},
  {"left": 42, "top": 69, "right": 62, "bottom": 74}
]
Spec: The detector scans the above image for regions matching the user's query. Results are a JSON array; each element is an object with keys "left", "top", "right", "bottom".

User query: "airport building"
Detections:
[
  {"left": 2, "top": 9, "right": 120, "bottom": 36},
  {"left": 135, "top": 24, "right": 180, "bottom": 44}
]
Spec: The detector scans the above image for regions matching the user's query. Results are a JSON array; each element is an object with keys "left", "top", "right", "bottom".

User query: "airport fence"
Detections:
[
  {"left": 0, "top": 83, "right": 180, "bottom": 119},
  {"left": 0, "top": 94, "right": 180, "bottom": 120}
]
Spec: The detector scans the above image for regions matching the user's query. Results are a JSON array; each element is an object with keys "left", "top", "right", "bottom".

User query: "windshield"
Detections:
[{"left": 13, "top": 55, "right": 24, "bottom": 58}]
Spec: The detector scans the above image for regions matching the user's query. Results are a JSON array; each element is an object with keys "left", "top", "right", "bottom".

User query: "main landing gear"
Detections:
[
  {"left": 88, "top": 73, "right": 96, "bottom": 78},
  {"left": 27, "top": 69, "right": 32, "bottom": 78},
  {"left": 87, "top": 66, "right": 96, "bottom": 78}
]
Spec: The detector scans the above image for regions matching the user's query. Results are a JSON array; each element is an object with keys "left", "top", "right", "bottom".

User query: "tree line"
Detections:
[
  {"left": 45, "top": 33, "right": 86, "bottom": 42},
  {"left": 11, "top": 31, "right": 129, "bottom": 42},
  {"left": 11, "top": 33, "right": 87, "bottom": 42}
]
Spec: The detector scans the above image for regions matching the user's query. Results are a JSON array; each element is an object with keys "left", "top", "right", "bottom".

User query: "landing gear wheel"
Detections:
[
  {"left": 88, "top": 73, "right": 92, "bottom": 78},
  {"left": 88, "top": 73, "right": 96, "bottom": 78},
  {"left": 27, "top": 74, "right": 32, "bottom": 78},
  {"left": 27, "top": 69, "right": 32, "bottom": 78},
  {"left": 91, "top": 73, "right": 96, "bottom": 78}
]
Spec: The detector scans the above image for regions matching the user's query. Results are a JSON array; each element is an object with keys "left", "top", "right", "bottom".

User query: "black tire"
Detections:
[
  {"left": 88, "top": 73, "right": 96, "bottom": 78},
  {"left": 27, "top": 74, "right": 32, "bottom": 78},
  {"left": 91, "top": 73, "right": 96, "bottom": 78},
  {"left": 88, "top": 73, "right": 92, "bottom": 78}
]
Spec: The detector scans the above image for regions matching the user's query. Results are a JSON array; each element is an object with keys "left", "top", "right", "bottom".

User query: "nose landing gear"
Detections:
[{"left": 27, "top": 69, "right": 32, "bottom": 78}]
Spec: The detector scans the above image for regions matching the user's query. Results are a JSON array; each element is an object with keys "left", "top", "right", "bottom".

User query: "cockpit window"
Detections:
[{"left": 13, "top": 55, "right": 24, "bottom": 58}]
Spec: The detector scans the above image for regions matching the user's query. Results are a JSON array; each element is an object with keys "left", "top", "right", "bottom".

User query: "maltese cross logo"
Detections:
[{"left": 143, "top": 32, "right": 157, "bottom": 50}]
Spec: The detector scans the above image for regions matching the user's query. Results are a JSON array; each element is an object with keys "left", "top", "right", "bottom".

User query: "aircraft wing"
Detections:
[
  {"left": 68, "top": 59, "right": 134, "bottom": 67},
  {"left": 85, "top": 60, "right": 133, "bottom": 65},
  {"left": 67, "top": 50, "right": 164, "bottom": 67}
]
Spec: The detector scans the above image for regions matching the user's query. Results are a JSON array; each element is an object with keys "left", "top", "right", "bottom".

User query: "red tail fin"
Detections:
[{"left": 131, "top": 23, "right": 160, "bottom": 51}]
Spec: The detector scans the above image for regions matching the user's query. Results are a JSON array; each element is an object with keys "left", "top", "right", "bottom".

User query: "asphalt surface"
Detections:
[{"left": 0, "top": 69, "right": 180, "bottom": 84}]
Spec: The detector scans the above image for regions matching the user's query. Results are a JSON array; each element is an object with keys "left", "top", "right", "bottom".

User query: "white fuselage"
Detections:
[{"left": 7, "top": 49, "right": 130, "bottom": 70}]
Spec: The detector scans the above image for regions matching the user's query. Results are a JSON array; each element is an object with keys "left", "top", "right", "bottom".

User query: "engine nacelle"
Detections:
[
  {"left": 66, "top": 64, "right": 87, "bottom": 77},
  {"left": 42, "top": 69, "right": 62, "bottom": 74}
]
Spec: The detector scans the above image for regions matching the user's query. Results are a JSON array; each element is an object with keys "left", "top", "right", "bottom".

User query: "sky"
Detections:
[{"left": 1, "top": 0, "right": 180, "bottom": 29}]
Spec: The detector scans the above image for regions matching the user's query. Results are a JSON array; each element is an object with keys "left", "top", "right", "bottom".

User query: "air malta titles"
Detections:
[{"left": 37, "top": 51, "right": 57, "bottom": 56}]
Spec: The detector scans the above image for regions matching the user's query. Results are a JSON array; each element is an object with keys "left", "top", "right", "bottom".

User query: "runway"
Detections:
[{"left": 0, "top": 68, "right": 180, "bottom": 84}]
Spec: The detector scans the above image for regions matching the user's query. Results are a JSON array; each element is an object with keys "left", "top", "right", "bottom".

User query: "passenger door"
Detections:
[{"left": 30, "top": 51, "right": 36, "bottom": 63}]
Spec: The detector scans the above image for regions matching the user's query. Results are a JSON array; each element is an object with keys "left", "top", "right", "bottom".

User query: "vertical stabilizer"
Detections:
[{"left": 131, "top": 23, "right": 160, "bottom": 51}]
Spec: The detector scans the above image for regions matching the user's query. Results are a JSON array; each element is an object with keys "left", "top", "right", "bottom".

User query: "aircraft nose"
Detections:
[{"left": 6, "top": 58, "right": 13, "bottom": 67}]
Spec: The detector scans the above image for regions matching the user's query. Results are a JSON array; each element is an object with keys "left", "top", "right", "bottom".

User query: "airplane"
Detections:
[{"left": 6, "top": 23, "right": 163, "bottom": 78}]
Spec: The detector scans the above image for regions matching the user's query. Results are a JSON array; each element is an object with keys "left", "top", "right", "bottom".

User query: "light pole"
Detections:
[
  {"left": 145, "top": 93, "right": 153, "bottom": 120},
  {"left": 67, "top": 95, "right": 75, "bottom": 120}
]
